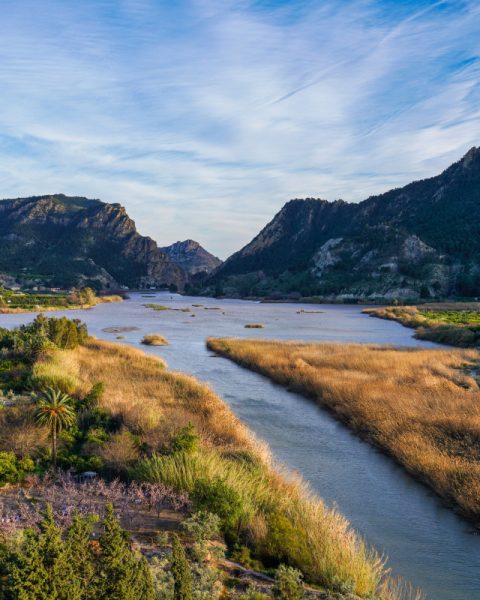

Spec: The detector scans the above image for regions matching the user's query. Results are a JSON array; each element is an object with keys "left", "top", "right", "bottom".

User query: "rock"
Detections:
[{"left": 0, "top": 194, "right": 187, "bottom": 290}]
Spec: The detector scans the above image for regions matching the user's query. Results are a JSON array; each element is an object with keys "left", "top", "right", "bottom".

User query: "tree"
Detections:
[
  {"left": 35, "top": 387, "right": 76, "bottom": 466},
  {"left": 8, "top": 528, "right": 50, "bottom": 599},
  {"left": 64, "top": 513, "right": 97, "bottom": 598},
  {"left": 8, "top": 505, "right": 78, "bottom": 600},
  {"left": 171, "top": 533, "right": 192, "bottom": 600},
  {"left": 97, "top": 504, "right": 153, "bottom": 600}
]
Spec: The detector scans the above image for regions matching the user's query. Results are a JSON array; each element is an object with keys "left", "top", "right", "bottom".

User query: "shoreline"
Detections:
[
  {"left": 0, "top": 294, "right": 123, "bottom": 314},
  {"left": 207, "top": 337, "right": 480, "bottom": 531}
]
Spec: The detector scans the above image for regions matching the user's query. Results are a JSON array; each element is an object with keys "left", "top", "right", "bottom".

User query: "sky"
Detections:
[{"left": 0, "top": 0, "right": 479, "bottom": 259}]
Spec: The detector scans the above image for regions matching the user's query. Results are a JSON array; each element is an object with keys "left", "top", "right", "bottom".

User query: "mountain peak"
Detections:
[
  {"left": 161, "top": 239, "right": 221, "bottom": 275},
  {"left": 460, "top": 146, "right": 479, "bottom": 169}
]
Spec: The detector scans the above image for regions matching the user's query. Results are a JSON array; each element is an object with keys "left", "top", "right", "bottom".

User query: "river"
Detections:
[{"left": 1, "top": 292, "right": 479, "bottom": 600}]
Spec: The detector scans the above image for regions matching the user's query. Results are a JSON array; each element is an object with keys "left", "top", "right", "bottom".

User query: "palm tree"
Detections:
[{"left": 35, "top": 387, "right": 76, "bottom": 467}]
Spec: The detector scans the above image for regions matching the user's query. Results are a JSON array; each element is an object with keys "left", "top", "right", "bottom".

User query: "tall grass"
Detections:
[
  {"left": 364, "top": 306, "right": 480, "bottom": 347},
  {"left": 46, "top": 338, "right": 401, "bottom": 597},
  {"left": 32, "top": 350, "right": 80, "bottom": 394},
  {"left": 207, "top": 337, "right": 480, "bottom": 525}
]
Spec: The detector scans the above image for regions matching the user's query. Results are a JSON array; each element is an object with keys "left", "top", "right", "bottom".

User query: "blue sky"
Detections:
[{"left": 0, "top": 0, "right": 479, "bottom": 258}]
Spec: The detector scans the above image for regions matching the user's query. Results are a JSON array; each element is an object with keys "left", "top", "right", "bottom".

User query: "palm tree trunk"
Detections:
[{"left": 52, "top": 423, "right": 57, "bottom": 467}]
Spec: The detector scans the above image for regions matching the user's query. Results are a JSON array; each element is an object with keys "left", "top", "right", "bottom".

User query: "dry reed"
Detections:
[
  {"left": 207, "top": 338, "right": 480, "bottom": 526},
  {"left": 51, "top": 338, "right": 397, "bottom": 597}
]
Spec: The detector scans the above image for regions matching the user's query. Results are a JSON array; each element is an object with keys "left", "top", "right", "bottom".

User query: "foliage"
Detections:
[
  {"left": 0, "top": 451, "right": 34, "bottom": 487},
  {"left": 207, "top": 336, "right": 480, "bottom": 527},
  {"left": 2, "top": 503, "right": 154, "bottom": 600},
  {"left": 181, "top": 512, "right": 221, "bottom": 543},
  {"left": 97, "top": 503, "right": 154, "bottom": 600},
  {"left": 272, "top": 565, "right": 304, "bottom": 600},
  {"left": 191, "top": 478, "right": 245, "bottom": 537},
  {"left": 366, "top": 305, "right": 480, "bottom": 347},
  {"left": 34, "top": 388, "right": 76, "bottom": 466},
  {"left": 171, "top": 423, "right": 199, "bottom": 454},
  {"left": 171, "top": 533, "right": 192, "bottom": 600}
]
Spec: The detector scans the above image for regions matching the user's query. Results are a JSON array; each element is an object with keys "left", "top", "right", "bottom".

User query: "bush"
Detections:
[
  {"left": 181, "top": 511, "right": 221, "bottom": 543},
  {"left": 171, "top": 423, "right": 199, "bottom": 454},
  {"left": 273, "top": 565, "right": 304, "bottom": 600},
  {"left": 230, "top": 545, "right": 263, "bottom": 571},
  {"left": 259, "top": 512, "right": 310, "bottom": 572},
  {"left": 191, "top": 478, "right": 244, "bottom": 536},
  {"left": 0, "top": 451, "right": 34, "bottom": 486}
]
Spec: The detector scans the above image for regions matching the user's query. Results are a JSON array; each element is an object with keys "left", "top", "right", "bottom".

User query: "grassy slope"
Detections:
[
  {"left": 207, "top": 338, "right": 480, "bottom": 526},
  {"left": 40, "top": 339, "right": 402, "bottom": 598},
  {"left": 364, "top": 305, "right": 480, "bottom": 347}
]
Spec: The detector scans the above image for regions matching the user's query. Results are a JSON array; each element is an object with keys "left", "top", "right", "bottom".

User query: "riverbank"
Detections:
[
  {"left": 207, "top": 338, "right": 480, "bottom": 528},
  {"left": 0, "top": 293, "right": 123, "bottom": 313},
  {"left": 55, "top": 338, "right": 399, "bottom": 598},
  {"left": 363, "top": 304, "right": 480, "bottom": 347}
]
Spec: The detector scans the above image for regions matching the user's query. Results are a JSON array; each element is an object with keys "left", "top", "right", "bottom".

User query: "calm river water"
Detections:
[{"left": 1, "top": 292, "right": 479, "bottom": 600}]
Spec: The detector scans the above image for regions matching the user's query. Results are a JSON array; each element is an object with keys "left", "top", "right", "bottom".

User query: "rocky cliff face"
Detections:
[
  {"left": 160, "top": 239, "right": 222, "bottom": 275},
  {"left": 208, "top": 147, "right": 480, "bottom": 300},
  {"left": 0, "top": 194, "right": 187, "bottom": 290}
]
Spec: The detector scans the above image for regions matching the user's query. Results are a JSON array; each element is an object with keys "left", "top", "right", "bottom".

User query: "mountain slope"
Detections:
[
  {"left": 0, "top": 194, "right": 186, "bottom": 290},
  {"left": 208, "top": 147, "right": 480, "bottom": 300},
  {"left": 160, "top": 239, "right": 222, "bottom": 275}
]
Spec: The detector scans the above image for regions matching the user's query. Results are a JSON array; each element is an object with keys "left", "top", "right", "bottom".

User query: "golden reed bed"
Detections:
[
  {"left": 207, "top": 338, "right": 480, "bottom": 526},
  {"left": 27, "top": 338, "right": 427, "bottom": 599}
]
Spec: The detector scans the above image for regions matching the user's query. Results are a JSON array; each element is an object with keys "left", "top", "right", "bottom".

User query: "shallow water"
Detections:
[{"left": 2, "top": 292, "right": 479, "bottom": 600}]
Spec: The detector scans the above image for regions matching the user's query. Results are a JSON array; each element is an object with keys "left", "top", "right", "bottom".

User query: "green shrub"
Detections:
[
  {"left": 273, "top": 565, "right": 304, "bottom": 600},
  {"left": 171, "top": 423, "right": 199, "bottom": 454},
  {"left": 85, "top": 426, "right": 109, "bottom": 445},
  {"left": 0, "top": 451, "right": 34, "bottom": 486},
  {"left": 181, "top": 511, "right": 221, "bottom": 543},
  {"left": 230, "top": 545, "right": 263, "bottom": 571},
  {"left": 259, "top": 512, "right": 311, "bottom": 572},
  {"left": 192, "top": 478, "right": 244, "bottom": 535}
]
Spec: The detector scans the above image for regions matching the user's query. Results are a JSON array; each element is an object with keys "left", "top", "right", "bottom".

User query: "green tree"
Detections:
[
  {"left": 8, "top": 528, "right": 50, "bottom": 599},
  {"left": 8, "top": 505, "right": 78, "bottom": 600},
  {"left": 35, "top": 387, "right": 76, "bottom": 466},
  {"left": 132, "top": 557, "right": 155, "bottom": 600},
  {"left": 64, "top": 513, "right": 97, "bottom": 598},
  {"left": 97, "top": 504, "right": 152, "bottom": 600},
  {"left": 171, "top": 533, "right": 192, "bottom": 600}
]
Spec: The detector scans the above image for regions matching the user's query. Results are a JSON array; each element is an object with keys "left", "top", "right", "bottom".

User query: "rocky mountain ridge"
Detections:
[
  {"left": 0, "top": 194, "right": 186, "bottom": 290},
  {"left": 160, "top": 239, "right": 222, "bottom": 275},
  {"left": 207, "top": 147, "right": 480, "bottom": 300}
]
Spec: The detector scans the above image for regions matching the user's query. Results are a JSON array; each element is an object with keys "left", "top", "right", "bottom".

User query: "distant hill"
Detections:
[
  {"left": 207, "top": 147, "right": 480, "bottom": 301},
  {"left": 0, "top": 194, "right": 186, "bottom": 290},
  {"left": 160, "top": 239, "right": 222, "bottom": 275}
]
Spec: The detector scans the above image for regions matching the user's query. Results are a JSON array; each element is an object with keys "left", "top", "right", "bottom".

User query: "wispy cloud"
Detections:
[{"left": 0, "top": 0, "right": 479, "bottom": 257}]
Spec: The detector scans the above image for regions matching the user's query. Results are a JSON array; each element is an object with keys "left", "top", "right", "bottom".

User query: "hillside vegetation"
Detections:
[
  {"left": 0, "top": 316, "right": 424, "bottom": 599},
  {"left": 207, "top": 338, "right": 480, "bottom": 526},
  {"left": 0, "top": 194, "right": 185, "bottom": 290},
  {"left": 364, "top": 304, "right": 480, "bottom": 347},
  {"left": 206, "top": 147, "right": 480, "bottom": 300},
  {"left": 0, "top": 286, "right": 122, "bottom": 314}
]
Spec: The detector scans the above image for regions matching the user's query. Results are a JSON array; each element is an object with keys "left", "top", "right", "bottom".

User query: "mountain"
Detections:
[
  {"left": 160, "top": 239, "right": 222, "bottom": 275},
  {"left": 207, "top": 147, "right": 480, "bottom": 301},
  {"left": 0, "top": 194, "right": 187, "bottom": 290}
]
